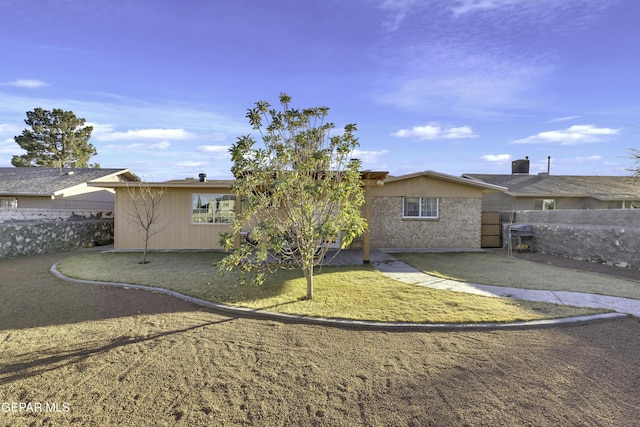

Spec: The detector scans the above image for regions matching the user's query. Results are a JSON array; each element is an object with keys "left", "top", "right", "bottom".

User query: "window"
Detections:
[
  {"left": 0, "top": 197, "right": 17, "bottom": 208},
  {"left": 626, "top": 201, "right": 640, "bottom": 209},
  {"left": 402, "top": 197, "right": 438, "bottom": 218},
  {"left": 608, "top": 200, "right": 640, "bottom": 209},
  {"left": 192, "top": 194, "right": 236, "bottom": 224},
  {"left": 533, "top": 199, "right": 555, "bottom": 210}
]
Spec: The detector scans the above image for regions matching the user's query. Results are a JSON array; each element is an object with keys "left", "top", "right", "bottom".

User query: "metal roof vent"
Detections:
[{"left": 198, "top": 173, "right": 207, "bottom": 182}]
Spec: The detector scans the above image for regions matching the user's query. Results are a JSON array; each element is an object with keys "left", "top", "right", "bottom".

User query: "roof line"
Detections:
[{"left": 387, "top": 170, "right": 507, "bottom": 192}]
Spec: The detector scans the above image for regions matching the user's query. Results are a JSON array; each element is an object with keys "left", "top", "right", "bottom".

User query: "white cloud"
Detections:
[
  {"left": 374, "top": 43, "right": 550, "bottom": 116},
  {"left": 0, "top": 137, "right": 19, "bottom": 156},
  {"left": 176, "top": 161, "right": 208, "bottom": 167},
  {"left": 198, "top": 145, "right": 229, "bottom": 153},
  {"left": 378, "top": 0, "right": 418, "bottom": 31},
  {"left": 197, "top": 145, "right": 230, "bottom": 159},
  {"left": 0, "top": 123, "right": 22, "bottom": 135},
  {"left": 350, "top": 149, "right": 390, "bottom": 164},
  {"left": 547, "top": 115, "right": 580, "bottom": 123},
  {"left": 481, "top": 154, "right": 512, "bottom": 162},
  {"left": 450, "top": 0, "right": 614, "bottom": 19},
  {"left": 2, "top": 79, "right": 50, "bottom": 88},
  {"left": 452, "top": 0, "right": 522, "bottom": 16},
  {"left": 392, "top": 123, "right": 478, "bottom": 140},
  {"left": 94, "top": 128, "right": 193, "bottom": 141},
  {"left": 149, "top": 141, "right": 170, "bottom": 150},
  {"left": 575, "top": 155, "right": 603, "bottom": 162},
  {"left": 372, "top": 0, "right": 617, "bottom": 117},
  {"left": 511, "top": 125, "right": 621, "bottom": 145},
  {"left": 105, "top": 141, "right": 170, "bottom": 151}
]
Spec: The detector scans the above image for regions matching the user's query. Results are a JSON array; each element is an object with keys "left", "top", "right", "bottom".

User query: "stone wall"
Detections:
[
  {"left": 370, "top": 197, "right": 482, "bottom": 249},
  {"left": 0, "top": 212, "right": 114, "bottom": 258},
  {"left": 511, "top": 210, "right": 640, "bottom": 268}
]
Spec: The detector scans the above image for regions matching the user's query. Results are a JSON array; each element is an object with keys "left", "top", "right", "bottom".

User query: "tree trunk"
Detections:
[
  {"left": 304, "top": 266, "right": 313, "bottom": 300},
  {"left": 142, "top": 229, "right": 149, "bottom": 264}
]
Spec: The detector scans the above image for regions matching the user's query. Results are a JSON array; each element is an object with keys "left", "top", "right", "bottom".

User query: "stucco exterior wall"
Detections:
[
  {"left": 11, "top": 188, "right": 116, "bottom": 210},
  {"left": 369, "top": 196, "right": 482, "bottom": 249},
  {"left": 0, "top": 208, "right": 113, "bottom": 223},
  {"left": 481, "top": 193, "right": 619, "bottom": 211}
]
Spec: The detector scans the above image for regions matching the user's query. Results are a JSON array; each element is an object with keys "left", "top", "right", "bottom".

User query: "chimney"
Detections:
[
  {"left": 198, "top": 173, "right": 207, "bottom": 182},
  {"left": 547, "top": 156, "right": 551, "bottom": 175},
  {"left": 511, "top": 156, "right": 530, "bottom": 174},
  {"left": 539, "top": 156, "right": 551, "bottom": 176}
]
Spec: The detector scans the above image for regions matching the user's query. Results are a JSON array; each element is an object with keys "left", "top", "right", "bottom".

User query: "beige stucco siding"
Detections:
[
  {"left": 480, "top": 193, "right": 616, "bottom": 211},
  {"left": 369, "top": 196, "right": 482, "bottom": 248},
  {"left": 372, "top": 175, "right": 484, "bottom": 198},
  {"left": 114, "top": 187, "right": 233, "bottom": 250},
  {"left": 14, "top": 187, "right": 115, "bottom": 209}
]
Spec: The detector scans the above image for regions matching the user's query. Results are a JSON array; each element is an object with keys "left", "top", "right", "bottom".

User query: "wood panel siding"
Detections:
[{"left": 114, "top": 187, "right": 234, "bottom": 250}]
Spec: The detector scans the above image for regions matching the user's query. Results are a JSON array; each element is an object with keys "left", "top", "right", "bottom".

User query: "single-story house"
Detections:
[
  {"left": 462, "top": 173, "right": 640, "bottom": 211},
  {"left": 368, "top": 171, "right": 505, "bottom": 249},
  {"left": 93, "top": 170, "right": 506, "bottom": 256},
  {"left": 0, "top": 167, "right": 139, "bottom": 210}
]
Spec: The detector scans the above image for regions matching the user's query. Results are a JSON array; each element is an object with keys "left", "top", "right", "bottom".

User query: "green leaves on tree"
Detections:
[
  {"left": 219, "top": 93, "right": 366, "bottom": 300},
  {"left": 12, "top": 108, "right": 97, "bottom": 170}
]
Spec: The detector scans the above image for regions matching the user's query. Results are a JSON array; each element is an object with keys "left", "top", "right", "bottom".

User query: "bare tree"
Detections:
[
  {"left": 629, "top": 148, "right": 640, "bottom": 176},
  {"left": 124, "top": 182, "right": 167, "bottom": 264}
]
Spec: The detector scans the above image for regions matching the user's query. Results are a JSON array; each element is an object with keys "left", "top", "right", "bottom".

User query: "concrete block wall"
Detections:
[
  {"left": 369, "top": 197, "right": 482, "bottom": 249},
  {"left": 0, "top": 220, "right": 114, "bottom": 258},
  {"left": 512, "top": 210, "right": 640, "bottom": 268}
]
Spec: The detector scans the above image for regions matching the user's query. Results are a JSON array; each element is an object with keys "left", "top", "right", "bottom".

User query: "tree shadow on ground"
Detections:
[
  {"left": 0, "top": 317, "right": 236, "bottom": 384},
  {"left": 0, "top": 250, "right": 221, "bottom": 332}
]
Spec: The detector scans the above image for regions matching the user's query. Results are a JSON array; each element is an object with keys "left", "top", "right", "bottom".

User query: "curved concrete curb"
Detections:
[{"left": 50, "top": 262, "right": 628, "bottom": 331}]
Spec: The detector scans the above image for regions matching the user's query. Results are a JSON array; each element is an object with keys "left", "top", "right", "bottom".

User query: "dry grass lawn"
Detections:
[
  {"left": 394, "top": 251, "right": 640, "bottom": 299},
  {"left": 55, "top": 251, "right": 605, "bottom": 323}
]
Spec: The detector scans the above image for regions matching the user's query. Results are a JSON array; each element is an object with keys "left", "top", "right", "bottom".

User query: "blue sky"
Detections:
[{"left": 1, "top": 0, "right": 638, "bottom": 180}]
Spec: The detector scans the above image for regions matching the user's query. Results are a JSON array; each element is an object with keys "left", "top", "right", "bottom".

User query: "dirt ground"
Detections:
[{"left": 1, "top": 249, "right": 639, "bottom": 426}]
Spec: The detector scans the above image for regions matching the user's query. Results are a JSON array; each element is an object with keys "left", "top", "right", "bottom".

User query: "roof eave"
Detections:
[
  {"left": 89, "top": 181, "right": 234, "bottom": 189},
  {"left": 386, "top": 170, "right": 507, "bottom": 192}
]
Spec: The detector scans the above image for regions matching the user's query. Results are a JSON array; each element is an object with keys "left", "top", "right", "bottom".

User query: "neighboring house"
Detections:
[
  {"left": 95, "top": 170, "right": 506, "bottom": 253},
  {"left": 0, "top": 167, "right": 139, "bottom": 210},
  {"left": 368, "top": 171, "right": 505, "bottom": 249},
  {"left": 462, "top": 173, "right": 640, "bottom": 212}
]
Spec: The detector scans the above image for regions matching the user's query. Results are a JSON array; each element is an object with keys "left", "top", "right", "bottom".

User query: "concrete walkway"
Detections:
[{"left": 361, "top": 250, "right": 640, "bottom": 317}]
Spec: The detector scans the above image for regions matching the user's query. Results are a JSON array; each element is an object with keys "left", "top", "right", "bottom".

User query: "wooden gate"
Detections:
[{"left": 481, "top": 212, "right": 501, "bottom": 248}]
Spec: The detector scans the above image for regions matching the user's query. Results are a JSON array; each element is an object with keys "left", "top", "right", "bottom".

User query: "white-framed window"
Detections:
[
  {"left": 402, "top": 197, "right": 439, "bottom": 219},
  {"left": 607, "top": 200, "right": 640, "bottom": 209},
  {"left": 0, "top": 197, "right": 18, "bottom": 208},
  {"left": 533, "top": 199, "right": 556, "bottom": 210},
  {"left": 192, "top": 194, "right": 236, "bottom": 224}
]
